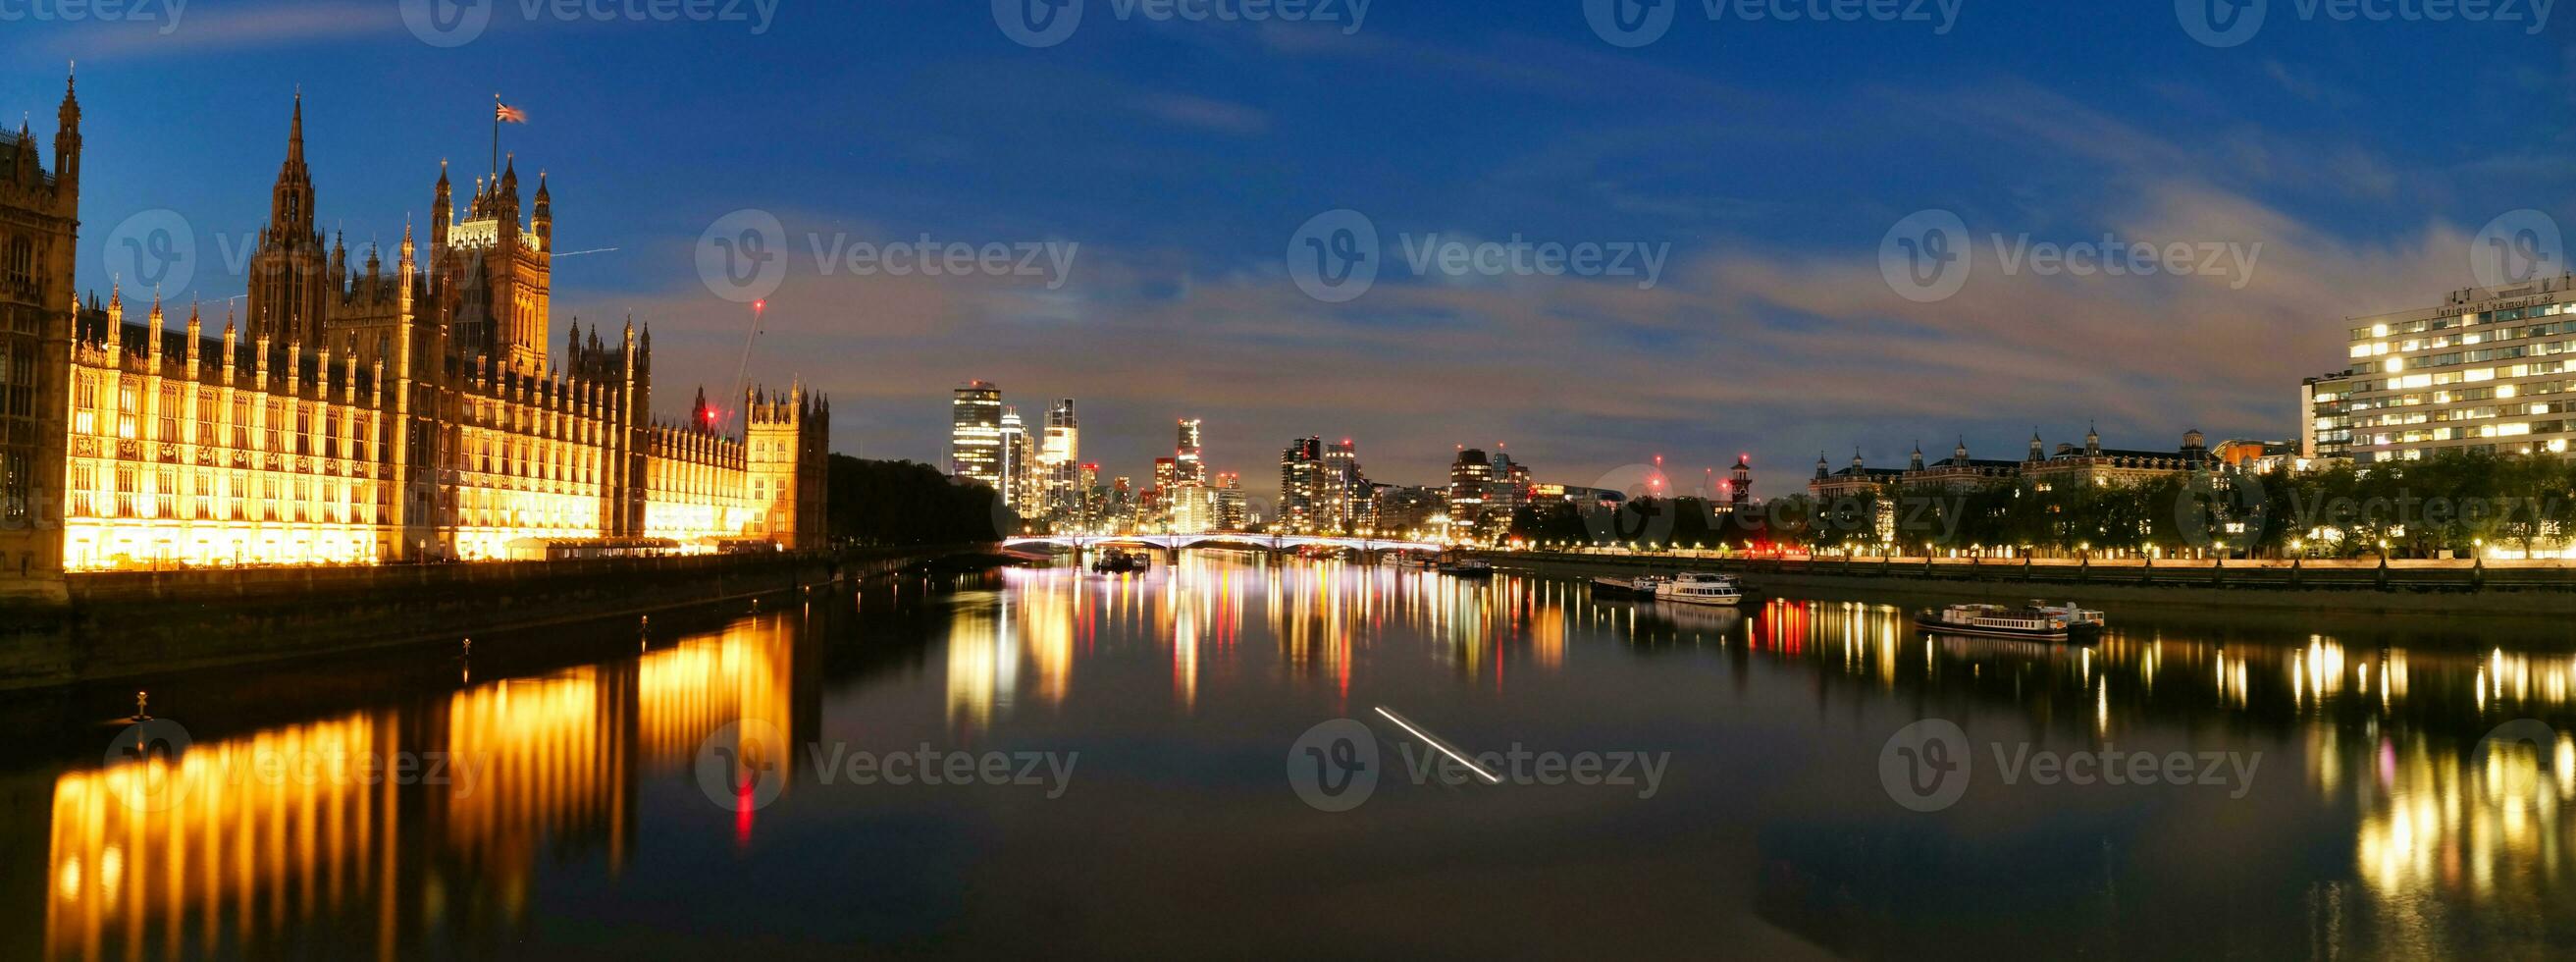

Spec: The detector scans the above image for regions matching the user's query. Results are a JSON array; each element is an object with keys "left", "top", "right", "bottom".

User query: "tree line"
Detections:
[
  {"left": 825, "top": 455, "right": 1014, "bottom": 547},
  {"left": 1507, "top": 451, "right": 2576, "bottom": 560}
]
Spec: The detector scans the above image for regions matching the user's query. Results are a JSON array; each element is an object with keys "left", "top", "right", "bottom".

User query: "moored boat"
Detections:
[
  {"left": 1654, "top": 572, "right": 1744, "bottom": 607},
  {"left": 1092, "top": 549, "right": 1151, "bottom": 573},
  {"left": 1914, "top": 601, "right": 2105, "bottom": 642},
  {"left": 1439, "top": 558, "right": 1495, "bottom": 578}
]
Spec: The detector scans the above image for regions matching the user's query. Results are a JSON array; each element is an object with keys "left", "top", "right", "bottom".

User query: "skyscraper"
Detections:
[
  {"left": 949, "top": 382, "right": 1004, "bottom": 491},
  {"left": 1175, "top": 418, "right": 1205, "bottom": 486},
  {"left": 1215, "top": 472, "right": 1246, "bottom": 530},
  {"left": 1324, "top": 438, "right": 1360, "bottom": 532},
  {"left": 1279, "top": 437, "right": 1322, "bottom": 533},
  {"left": 1042, "top": 399, "right": 1079, "bottom": 523},
  {"left": 998, "top": 405, "right": 1033, "bottom": 515},
  {"left": 1447, "top": 448, "right": 1494, "bottom": 542}
]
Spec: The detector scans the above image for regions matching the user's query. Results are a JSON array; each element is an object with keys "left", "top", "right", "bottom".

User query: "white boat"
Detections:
[
  {"left": 1655, "top": 572, "right": 1743, "bottom": 607},
  {"left": 1914, "top": 601, "right": 2105, "bottom": 642}
]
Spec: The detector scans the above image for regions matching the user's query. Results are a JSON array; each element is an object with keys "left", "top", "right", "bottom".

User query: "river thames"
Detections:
[{"left": 9, "top": 552, "right": 2574, "bottom": 959}]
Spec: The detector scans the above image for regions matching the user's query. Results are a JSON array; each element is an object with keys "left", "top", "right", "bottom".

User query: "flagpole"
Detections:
[{"left": 491, "top": 93, "right": 500, "bottom": 181}]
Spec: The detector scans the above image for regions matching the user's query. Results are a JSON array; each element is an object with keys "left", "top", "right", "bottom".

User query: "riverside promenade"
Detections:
[{"left": 1479, "top": 548, "right": 2576, "bottom": 616}]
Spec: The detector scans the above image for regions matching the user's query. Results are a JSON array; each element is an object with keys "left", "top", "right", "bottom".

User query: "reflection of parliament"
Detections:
[{"left": 0, "top": 78, "right": 827, "bottom": 576}]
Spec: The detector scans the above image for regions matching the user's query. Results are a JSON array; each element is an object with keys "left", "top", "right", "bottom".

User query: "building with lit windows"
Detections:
[
  {"left": 1279, "top": 437, "right": 1322, "bottom": 533},
  {"left": 1809, "top": 430, "right": 2216, "bottom": 501},
  {"left": 1174, "top": 417, "right": 1203, "bottom": 486},
  {"left": 949, "top": 381, "right": 1002, "bottom": 489},
  {"left": 1446, "top": 447, "right": 1494, "bottom": 541},
  {"left": 8, "top": 83, "right": 827, "bottom": 576},
  {"left": 2302, "top": 371, "right": 2356, "bottom": 460},
  {"left": 2337, "top": 278, "right": 2576, "bottom": 462},
  {"left": 1214, "top": 472, "right": 1245, "bottom": 530}
]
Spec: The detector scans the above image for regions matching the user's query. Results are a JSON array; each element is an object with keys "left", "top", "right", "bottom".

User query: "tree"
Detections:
[{"left": 826, "top": 455, "right": 1015, "bottom": 547}]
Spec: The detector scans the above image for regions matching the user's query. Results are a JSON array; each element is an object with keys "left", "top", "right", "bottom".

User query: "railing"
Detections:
[{"left": 1486, "top": 548, "right": 2576, "bottom": 592}]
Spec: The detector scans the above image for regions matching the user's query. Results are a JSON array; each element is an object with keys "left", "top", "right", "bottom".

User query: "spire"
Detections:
[{"left": 288, "top": 90, "right": 305, "bottom": 165}]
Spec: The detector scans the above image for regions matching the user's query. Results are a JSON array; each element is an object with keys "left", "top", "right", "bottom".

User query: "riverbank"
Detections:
[
  {"left": 1480, "top": 550, "right": 2576, "bottom": 617},
  {"left": 0, "top": 545, "right": 985, "bottom": 690}
]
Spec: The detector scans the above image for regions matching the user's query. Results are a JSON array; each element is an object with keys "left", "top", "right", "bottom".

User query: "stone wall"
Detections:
[{"left": 0, "top": 547, "right": 960, "bottom": 689}]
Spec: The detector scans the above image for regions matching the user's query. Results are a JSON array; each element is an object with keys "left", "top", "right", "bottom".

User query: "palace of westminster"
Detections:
[{"left": 0, "top": 75, "right": 828, "bottom": 581}]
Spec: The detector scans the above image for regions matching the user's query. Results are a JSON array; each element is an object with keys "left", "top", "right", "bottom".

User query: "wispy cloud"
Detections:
[
  {"left": 1131, "top": 93, "right": 1269, "bottom": 136},
  {"left": 23, "top": 1, "right": 396, "bottom": 60}
]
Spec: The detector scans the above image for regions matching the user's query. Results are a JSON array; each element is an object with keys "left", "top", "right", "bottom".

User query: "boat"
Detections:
[
  {"left": 1590, "top": 574, "right": 1669, "bottom": 598},
  {"left": 1438, "top": 558, "right": 1495, "bottom": 578},
  {"left": 1092, "top": 549, "right": 1151, "bottom": 573},
  {"left": 1654, "top": 572, "right": 1744, "bottom": 606},
  {"left": 1914, "top": 601, "right": 2105, "bottom": 642}
]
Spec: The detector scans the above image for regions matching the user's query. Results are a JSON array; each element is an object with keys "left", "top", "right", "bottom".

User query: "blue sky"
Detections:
[{"left": 6, "top": 0, "right": 2571, "bottom": 498}]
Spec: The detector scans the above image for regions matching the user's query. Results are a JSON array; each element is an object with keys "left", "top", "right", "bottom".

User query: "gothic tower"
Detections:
[
  {"left": 245, "top": 94, "right": 335, "bottom": 348},
  {"left": 0, "top": 71, "right": 81, "bottom": 589}
]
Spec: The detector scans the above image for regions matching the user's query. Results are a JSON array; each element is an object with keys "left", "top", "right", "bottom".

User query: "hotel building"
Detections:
[
  {"left": 2337, "top": 276, "right": 2576, "bottom": 462},
  {"left": 1809, "top": 430, "right": 2216, "bottom": 499},
  {"left": 1, "top": 81, "right": 827, "bottom": 581}
]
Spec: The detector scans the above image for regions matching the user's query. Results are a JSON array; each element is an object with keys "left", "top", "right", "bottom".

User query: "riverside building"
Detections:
[
  {"left": 2338, "top": 276, "right": 2576, "bottom": 462},
  {"left": 3, "top": 81, "right": 827, "bottom": 583}
]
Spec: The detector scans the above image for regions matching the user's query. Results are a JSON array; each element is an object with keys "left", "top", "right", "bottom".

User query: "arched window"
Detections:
[{"left": 3, "top": 236, "right": 32, "bottom": 289}]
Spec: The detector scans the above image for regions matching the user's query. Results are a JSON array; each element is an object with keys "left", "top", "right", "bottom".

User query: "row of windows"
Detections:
[
  {"left": 69, "top": 462, "right": 382, "bottom": 524},
  {"left": 74, "top": 374, "right": 379, "bottom": 460},
  {"left": 2348, "top": 301, "right": 2576, "bottom": 341}
]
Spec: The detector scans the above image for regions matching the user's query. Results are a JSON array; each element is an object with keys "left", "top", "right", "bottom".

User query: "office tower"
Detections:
[
  {"left": 1078, "top": 462, "right": 1101, "bottom": 529},
  {"left": 950, "top": 381, "right": 1003, "bottom": 490},
  {"left": 1447, "top": 448, "right": 1493, "bottom": 541},
  {"left": 1042, "top": 399, "right": 1079, "bottom": 521},
  {"left": 998, "top": 405, "right": 1033, "bottom": 514},
  {"left": 1279, "top": 437, "right": 1323, "bottom": 533},
  {"left": 1216, "top": 472, "right": 1246, "bottom": 530},
  {"left": 1323, "top": 439, "right": 1359, "bottom": 531},
  {"left": 1175, "top": 418, "right": 1205, "bottom": 486}
]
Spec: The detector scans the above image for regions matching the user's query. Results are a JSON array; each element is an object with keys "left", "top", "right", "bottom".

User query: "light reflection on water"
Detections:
[{"left": 22, "top": 553, "right": 2576, "bottom": 959}]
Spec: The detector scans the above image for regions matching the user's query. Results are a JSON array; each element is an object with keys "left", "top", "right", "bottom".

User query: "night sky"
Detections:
[{"left": 7, "top": 1, "right": 2571, "bottom": 498}]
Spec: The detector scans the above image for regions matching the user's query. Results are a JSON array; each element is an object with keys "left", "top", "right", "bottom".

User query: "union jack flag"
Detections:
[{"left": 496, "top": 103, "right": 528, "bottom": 124}]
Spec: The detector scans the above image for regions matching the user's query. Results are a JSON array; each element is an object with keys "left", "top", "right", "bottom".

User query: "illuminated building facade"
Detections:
[
  {"left": 1808, "top": 431, "right": 2217, "bottom": 500},
  {"left": 1279, "top": 437, "right": 1322, "bottom": 533},
  {"left": 9, "top": 85, "right": 827, "bottom": 573},
  {"left": 1446, "top": 447, "right": 1493, "bottom": 541},
  {"left": 2338, "top": 278, "right": 2576, "bottom": 462},
  {"left": 2303, "top": 370, "right": 2357, "bottom": 460},
  {"left": 949, "top": 381, "right": 1001, "bottom": 489}
]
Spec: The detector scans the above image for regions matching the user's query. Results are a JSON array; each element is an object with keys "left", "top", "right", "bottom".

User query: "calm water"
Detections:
[{"left": 12, "top": 552, "right": 2576, "bottom": 960}]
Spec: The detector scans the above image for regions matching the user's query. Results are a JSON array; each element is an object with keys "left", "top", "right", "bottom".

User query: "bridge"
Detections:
[{"left": 1002, "top": 533, "right": 1446, "bottom": 555}]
